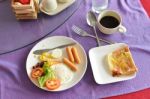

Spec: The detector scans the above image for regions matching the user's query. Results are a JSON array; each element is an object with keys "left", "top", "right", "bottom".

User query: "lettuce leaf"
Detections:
[{"left": 38, "top": 62, "right": 55, "bottom": 87}]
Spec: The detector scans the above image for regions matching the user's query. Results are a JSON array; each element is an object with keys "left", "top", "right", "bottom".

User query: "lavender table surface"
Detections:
[
  {"left": 0, "top": 0, "right": 150, "bottom": 99},
  {"left": 0, "top": 0, "right": 81, "bottom": 54}
]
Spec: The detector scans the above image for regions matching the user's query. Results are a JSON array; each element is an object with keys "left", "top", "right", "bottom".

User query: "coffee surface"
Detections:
[{"left": 100, "top": 16, "right": 119, "bottom": 28}]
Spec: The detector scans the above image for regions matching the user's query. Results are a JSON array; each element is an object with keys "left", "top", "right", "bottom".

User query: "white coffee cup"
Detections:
[
  {"left": 97, "top": 10, "right": 127, "bottom": 34},
  {"left": 41, "top": 0, "right": 57, "bottom": 12}
]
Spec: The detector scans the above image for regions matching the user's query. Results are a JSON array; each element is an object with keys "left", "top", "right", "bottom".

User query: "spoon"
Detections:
[{"left": 86, "top": 11, "right": 101, "bottom": 46}]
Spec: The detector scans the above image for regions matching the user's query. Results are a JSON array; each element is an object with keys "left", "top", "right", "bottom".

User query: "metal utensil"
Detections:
[
  {"left": 33, "top": 42, "right": 76, "bottom": 55},
  {"left": 86, "top": 11, "right": 101, "bottom": 46},
  {"left": 72, "top": 25, "right": 115, "bottom": 44}
]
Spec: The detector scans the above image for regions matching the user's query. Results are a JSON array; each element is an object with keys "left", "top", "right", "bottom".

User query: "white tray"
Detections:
[{"left": 40, "top": 0, "right": 76, "bottom": 15}]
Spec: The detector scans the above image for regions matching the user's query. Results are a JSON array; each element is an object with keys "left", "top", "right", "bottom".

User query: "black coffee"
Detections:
[{"left": 100, "top": 16, "right": 119, "bottom": 28}]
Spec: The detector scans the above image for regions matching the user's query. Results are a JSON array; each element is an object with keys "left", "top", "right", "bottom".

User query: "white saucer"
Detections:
[
  {"left": 89, "top": 43, "right": 136, "bottom": 84},
  {"left": 40, "top": 0, "right": 76, "bottom": 15}
]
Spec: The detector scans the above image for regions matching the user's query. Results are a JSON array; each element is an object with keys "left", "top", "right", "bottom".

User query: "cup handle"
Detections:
[{"left": 118, "top": 25, "right": 127, "bottom": 33}]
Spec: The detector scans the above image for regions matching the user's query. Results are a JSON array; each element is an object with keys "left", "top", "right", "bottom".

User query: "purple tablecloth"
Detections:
[
  {"left": 0, "top": 0, "right": 150, "bottom": 99},
  {"left": 0, "top": 0, "right": 81, "bottom": 54}
]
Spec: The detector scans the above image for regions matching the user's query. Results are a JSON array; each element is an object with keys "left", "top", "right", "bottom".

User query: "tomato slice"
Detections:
[
  {"left": 45, "top": 79, "right": 60, "bottom": 90},
  {"left": 31, "top": 68, "right": 44, "bottom": 78},
  {"left": 19, "top": 0, "right": 30, "bottom": 4}
]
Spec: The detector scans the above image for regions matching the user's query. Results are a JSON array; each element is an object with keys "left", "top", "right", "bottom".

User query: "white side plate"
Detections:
[
  {"left": 26, "top": 36, "right": 87, "bottom": 91},
  {"left": 40, "top": 0, "right": 76, "bottom": 16},
  {"left": 89, "top": 43, "right": 136, "bottom": 84}
]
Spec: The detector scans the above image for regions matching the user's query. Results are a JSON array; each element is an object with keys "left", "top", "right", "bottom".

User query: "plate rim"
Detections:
[{"left": 26, "top": 36, "right": 87, "bottom": 91}]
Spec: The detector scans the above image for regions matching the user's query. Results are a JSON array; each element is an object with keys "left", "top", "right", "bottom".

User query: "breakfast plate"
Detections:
[
  {"left": 26, "top": 36, "right": 87, "bottom": 91},
  {"left": 40, "top": 0, "right": 76, "bottom": 16},
  {"left": 89, "top": 43, "right": 136, "bottom": 84}
]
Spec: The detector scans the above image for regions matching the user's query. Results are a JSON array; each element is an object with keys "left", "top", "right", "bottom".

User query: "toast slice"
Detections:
[{"left": 107, "top": 46, "right": 138, "bottom": 77}]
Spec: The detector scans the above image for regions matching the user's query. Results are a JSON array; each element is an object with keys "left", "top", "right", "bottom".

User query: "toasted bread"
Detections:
[{"left": 107, "top": 46, "right": 138, "bottom": 77}]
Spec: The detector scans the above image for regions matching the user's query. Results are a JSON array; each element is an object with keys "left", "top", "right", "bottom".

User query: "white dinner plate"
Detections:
[
  {"left": 26, "top": 36, "right": 87, "bottom": 91},
  {"left": 40, "top": 0, "right": 76, "bottom": 16},
  {"left": 89, "top": 43, "right": 136, "bottom": 84}
]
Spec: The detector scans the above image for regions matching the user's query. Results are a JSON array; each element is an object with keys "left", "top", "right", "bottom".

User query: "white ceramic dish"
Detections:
[
  {"left": 89, "top": 43, "right": 136, "bottom": 84},
  {"left": 26, "top": 36, "right": 87, "bottom": 91},
  {"left": 40, "top": 0, "right": 76, "bottom": 15}
]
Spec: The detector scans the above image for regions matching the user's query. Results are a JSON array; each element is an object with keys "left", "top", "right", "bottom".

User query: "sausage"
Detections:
[
  {"left": 71, "top": 47, "right": 81, "bottom": 64},
  {"left": 66, "top": 47, "right": 74, "bottom": 62},
  {"left": 63, "top": 58, "right": 77, "bottom": 71}
]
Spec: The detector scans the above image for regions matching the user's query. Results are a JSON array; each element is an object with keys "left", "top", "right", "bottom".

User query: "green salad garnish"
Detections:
[{"left": 38, "top": 62, "right": 55, "bottom": 87}]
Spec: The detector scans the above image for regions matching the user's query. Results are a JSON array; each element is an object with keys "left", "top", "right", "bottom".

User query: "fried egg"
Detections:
[{"left": 51, "top": 64, "right": 73, "bottom": 84}]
